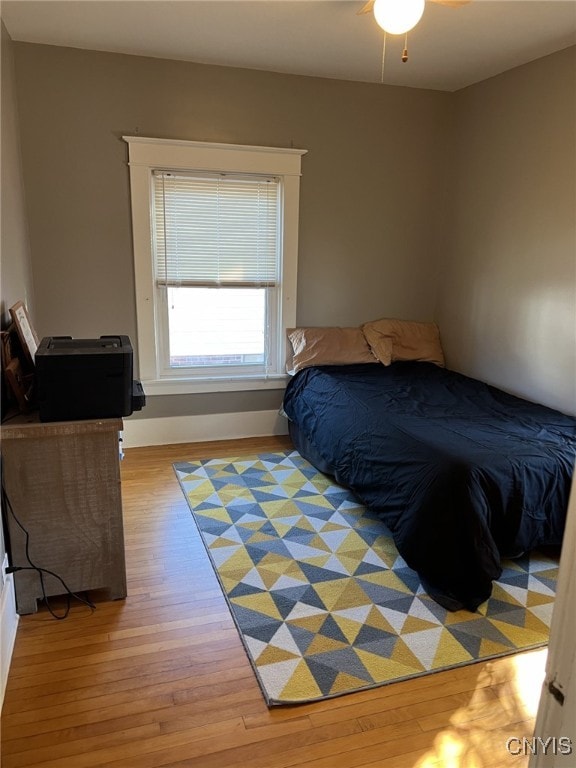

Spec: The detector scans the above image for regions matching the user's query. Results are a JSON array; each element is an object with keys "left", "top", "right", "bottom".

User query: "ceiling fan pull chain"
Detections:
[
  {"left": 380, "top": 30, "right": 387, "bottom": 83},
  {"left": 402, "top": 32, "right": 409, "bottom": 62}
]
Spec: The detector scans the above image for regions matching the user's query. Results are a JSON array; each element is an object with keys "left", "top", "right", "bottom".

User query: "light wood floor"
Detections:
[{"left": 1, "top": 436, "right": 546, "bottom": 768}]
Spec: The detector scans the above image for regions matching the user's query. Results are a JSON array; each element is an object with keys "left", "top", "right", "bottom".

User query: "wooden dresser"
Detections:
[{"left": 1, "top": 414, "right": 127, "bottom": 614}]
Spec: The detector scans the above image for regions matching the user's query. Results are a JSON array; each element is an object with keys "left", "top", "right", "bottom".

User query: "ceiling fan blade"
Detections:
[
  {"left": 357, "top": 0, "right": 375, "bottom": 15},
  {"left": 428, "top": 0, "right": 471, "bottom": 6}
]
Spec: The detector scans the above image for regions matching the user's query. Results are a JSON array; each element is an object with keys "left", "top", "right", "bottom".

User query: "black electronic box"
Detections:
[{"left": 35, "top": 335, "right": 145, "bottom": 422}]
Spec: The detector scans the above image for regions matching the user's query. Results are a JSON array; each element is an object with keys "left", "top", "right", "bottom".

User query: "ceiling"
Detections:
[{"left": 2, "top": 0, "right": 576, "bottom": 92}]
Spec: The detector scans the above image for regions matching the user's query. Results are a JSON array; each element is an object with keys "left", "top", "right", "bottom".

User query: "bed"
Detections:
[{"left": 282, "top": 322, "right": 576, "bottom": 611}]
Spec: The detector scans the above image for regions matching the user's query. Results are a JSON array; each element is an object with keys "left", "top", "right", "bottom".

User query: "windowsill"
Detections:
[{"left": 141, "top": 374, "right": 290, "bottom": 396}]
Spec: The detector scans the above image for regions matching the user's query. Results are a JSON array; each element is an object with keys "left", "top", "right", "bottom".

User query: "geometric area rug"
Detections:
[{"left": 174, "top": 450, "right": 557, "bottom": 706}]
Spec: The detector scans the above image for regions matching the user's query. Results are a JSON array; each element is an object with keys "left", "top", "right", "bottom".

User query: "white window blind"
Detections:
[{"left": 153, "top": 171, "right": 280, "bottom": 288}]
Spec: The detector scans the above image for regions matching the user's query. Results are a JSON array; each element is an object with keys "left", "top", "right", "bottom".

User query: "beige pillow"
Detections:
[
  {"left": 362, "top": 318, "right": 445, "bottom": 367},
  {"left": 286, "top": 327, "right": 382, "bottom": 374}
]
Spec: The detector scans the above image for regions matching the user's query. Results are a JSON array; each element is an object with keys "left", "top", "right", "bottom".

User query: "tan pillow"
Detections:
[
  {"left": 286, "top": 327, "right": 382, "bottom": 374},
  {"left": 362, "top": 318, "right": 445, "bottom": 367}
]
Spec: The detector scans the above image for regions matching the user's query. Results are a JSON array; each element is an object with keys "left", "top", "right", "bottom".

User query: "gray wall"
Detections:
[
  {"left": 436, "top": 47, "right": 576, "bottom": 415},
  {"left": 1, "top": 23, "right": 34, "bottom": 328},
  {"left": 6, "top": 39, "right": 575, "bottom": 419},
  {"left": 0, "top": 21, "right": 35, "bottom": 582},
  {"left": 11, "top": 42, "right": 452, "bottom": 418}
]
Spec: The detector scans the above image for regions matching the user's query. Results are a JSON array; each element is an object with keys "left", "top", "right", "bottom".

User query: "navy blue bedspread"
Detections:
[{"left": 283, "top": 362, "right": 576, "bottom": 611}]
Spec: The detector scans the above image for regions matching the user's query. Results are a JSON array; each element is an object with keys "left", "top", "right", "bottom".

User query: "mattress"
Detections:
[{"left": 282, "top": 361, "right": 576, "bottom": 610}]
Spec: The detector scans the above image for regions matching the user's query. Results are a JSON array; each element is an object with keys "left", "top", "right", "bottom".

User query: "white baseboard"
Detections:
[
  {"left": 122, "top": 409, "right": 289, "bottom": 448},
  {"left": 0, "top": 571, "right": 19, "bottom": 711}
]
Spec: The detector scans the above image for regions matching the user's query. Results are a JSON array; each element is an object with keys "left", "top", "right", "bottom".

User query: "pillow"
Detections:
[
  {"left": 286, "top": 326, "right": 383, "bottom": 374},
  {"left": 362, "top": 318, "right": 445, "bottom": 367}
]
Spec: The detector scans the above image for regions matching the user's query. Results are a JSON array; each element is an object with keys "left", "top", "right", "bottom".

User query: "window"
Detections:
[
  {"left": 124, "top": 137, "right": 306, "bottom": 394},
  {"left": 154, "top": 171, "right": 278, "bottom": 376}
]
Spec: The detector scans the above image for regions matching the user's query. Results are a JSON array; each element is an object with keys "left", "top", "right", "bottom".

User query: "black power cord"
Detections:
[{"left": 1, "top": 477, "right": 96, "bottom": 620}]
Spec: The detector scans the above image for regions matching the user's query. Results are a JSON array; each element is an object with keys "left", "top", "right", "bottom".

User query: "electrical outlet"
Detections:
[{"left": 0, "top": 553, "right": 8, "bottom": 594}]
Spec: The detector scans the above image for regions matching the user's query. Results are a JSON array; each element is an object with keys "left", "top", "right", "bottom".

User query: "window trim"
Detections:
[{"left": 124, "top": 137, "right": 306, "bottom": 394}]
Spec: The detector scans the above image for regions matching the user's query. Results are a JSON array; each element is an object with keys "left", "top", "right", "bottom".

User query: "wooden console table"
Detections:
[{"left": 1, "top": 415, "right": 127, "bottom": 614}]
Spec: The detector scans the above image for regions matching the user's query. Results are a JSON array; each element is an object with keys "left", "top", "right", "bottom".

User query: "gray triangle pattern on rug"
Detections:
[{"left": 174, "top": 450, "right": 557, "bottom": 705}]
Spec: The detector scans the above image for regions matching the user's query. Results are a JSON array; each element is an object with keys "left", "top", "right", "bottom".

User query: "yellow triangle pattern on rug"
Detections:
[{"left": 174, "top": 450, "right": 557, "bottom": 706}]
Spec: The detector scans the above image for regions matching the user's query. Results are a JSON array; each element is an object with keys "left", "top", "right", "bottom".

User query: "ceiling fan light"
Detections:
[{"left": 373, "top": 0, "right": 426, "bottom": 35}]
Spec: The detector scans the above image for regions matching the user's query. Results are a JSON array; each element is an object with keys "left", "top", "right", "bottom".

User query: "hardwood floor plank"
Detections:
[
  {"left": 99, "top": 718, "right": 366, "bottom": 768},
  {"left": 2, "top": 652, "right": 251, "bottom": 717},
  {"left": 0, "top": 436, "right": 545, "bottom": 768}
]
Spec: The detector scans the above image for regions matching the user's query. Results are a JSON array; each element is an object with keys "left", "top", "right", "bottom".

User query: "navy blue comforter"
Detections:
[{"left": 283, "top": 362, "right": 576, "bottom": 610}]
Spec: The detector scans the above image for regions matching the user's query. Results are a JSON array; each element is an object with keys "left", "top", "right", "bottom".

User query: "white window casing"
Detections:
[{"left": 123, "top": 136, "right": 306, "bottom": 395}]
